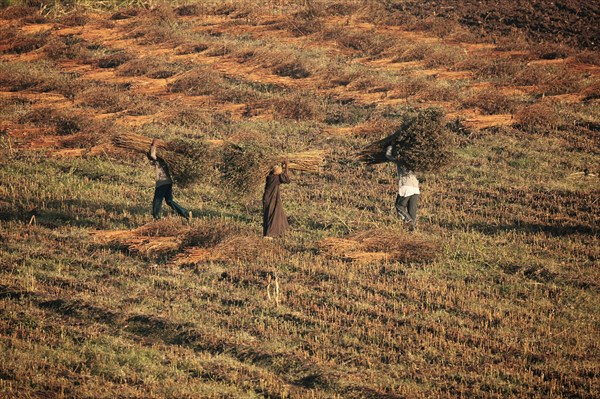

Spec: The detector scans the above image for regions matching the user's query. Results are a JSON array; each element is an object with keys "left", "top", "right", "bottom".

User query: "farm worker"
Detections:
[
  {"left": 385, "top": 145, "right": 419, "bottom": 230},
  {"left": 148, "top": 138, "right": 192, "bottom": 221},
  {"left": 262, "top": 160, "right": 290, "bottom": 238}
]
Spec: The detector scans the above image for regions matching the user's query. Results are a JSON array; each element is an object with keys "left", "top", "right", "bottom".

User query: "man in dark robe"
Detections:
[
  {"left": 148, "top": 138, "right": 192, "bottom": 221},
  {"left": 262, "top": 161, "right": 290, "bottom": 238}
]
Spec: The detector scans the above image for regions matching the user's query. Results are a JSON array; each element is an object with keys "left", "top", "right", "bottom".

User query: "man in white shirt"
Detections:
[{"left": 385, "top": 145, "right": 420, "bottom": 230}]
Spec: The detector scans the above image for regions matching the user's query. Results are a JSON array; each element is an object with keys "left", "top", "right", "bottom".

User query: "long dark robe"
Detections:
[{"left": 262, "top": 172, "right": 290, "bottom": 237}]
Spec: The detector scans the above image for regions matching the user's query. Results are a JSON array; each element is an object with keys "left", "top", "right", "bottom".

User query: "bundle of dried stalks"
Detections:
[
  {"left": 112, "top": 132, "right": 161, "bottom": 153},
  {"left": 346, "top": 251, "right": 390, "bottom": 263},
  {"left": 90, "top": 229, "right": 132, "bottom": 243},
  {"left": 113, "top": 133, "right": 213, "bottom": 187},
  {"left": 356, "top": 228, "right": 440, "bottom": 263},
  {"left": 181, "top": 220, "right": 247, "bottom": 248},
  {"left": 171, "top": 247, "right": 214, "bottom": 265},
  {"left": 172, "top": 220, "right": 285, "bottom": 265},
  {"left": 125, "top": 236, "right": 182, "bottom": 256},
  {"left": 354, "top": 229, "right": 401, "bottom": 252},
  {"left": 357, "top": 107, "right": 452, "bottom": 172},
  {"left": 134, "top": 218, "right": 191, "bottom": 237},
  {"left": 220, "top": 142, "right": 324, "bottom": 197},
  {"left": 172, "top": 234, "right": 283, "bottom": 266},
  {"left": 318, "top": 237, "right": 365, "bottom": 257},
  {"left": 219, "top": 235, "right": 284, "bottom": 262},
  {"left": 92, "top": 231, "right": 181, "bottom": 257},
  {"left": 319, "top": 228, "right": 440, "bottom": 264},
  {"left": 285, "top": 150, "right": 325, "bottom": 173},
  {"left": 92, "top": 219, "right": 190, "bottom": 257}
]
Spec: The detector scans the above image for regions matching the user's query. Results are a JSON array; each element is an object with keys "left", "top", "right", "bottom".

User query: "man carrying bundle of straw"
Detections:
[
  {"left": 148, "top": 138, "right": 192, "bottom": 222},
  {"left": 385, "top": 145, "right": 419, "bottom": 231},
  {"left": 262, "top": 161, "right": 290, "bottom": 238},
  {"left": 358, "top": 107, "right": 453, "bottom": 232}
]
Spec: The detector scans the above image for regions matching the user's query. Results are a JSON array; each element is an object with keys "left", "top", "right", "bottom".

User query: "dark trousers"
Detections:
[
  {"left": 395, "top": 194, "right": 419, "bottom": 223},
  {"left": 152, "top": 184, "right": 188, "bottom": 219}
]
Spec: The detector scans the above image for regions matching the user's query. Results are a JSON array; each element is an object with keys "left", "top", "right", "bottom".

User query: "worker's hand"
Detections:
[{"left": 152, "top": 138, "right": 158, "bottom": 145}]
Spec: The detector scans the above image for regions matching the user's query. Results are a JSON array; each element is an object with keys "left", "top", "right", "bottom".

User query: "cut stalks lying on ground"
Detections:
[{"left": 319, "top": 228, "right": 440, "bottom": 264}]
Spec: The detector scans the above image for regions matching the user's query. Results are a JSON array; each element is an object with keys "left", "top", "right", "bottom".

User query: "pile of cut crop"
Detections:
[{"left": 358, "top": 107, "right": 452, "bottom": 172}]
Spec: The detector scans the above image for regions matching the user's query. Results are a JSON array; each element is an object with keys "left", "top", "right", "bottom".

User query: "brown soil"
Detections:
[{"left": 389, "top": 0, "right": 600, "bottom": 51}]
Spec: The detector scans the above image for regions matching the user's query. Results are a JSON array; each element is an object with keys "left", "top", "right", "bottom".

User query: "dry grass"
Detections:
[
  {"left": 43, "top": 35, "right": 91, "bottom": 61},
  {"left": 323, "top": 28, "right": 389, "bottom": 57},
  {"left": 96, "top": 51, "right": 133, "bottom": 69},
  {"left": 109, "top": 7, "right": 139, "bottom": 20},
  {"left": 530, "top": 42, "right": 573, "bottom": 60},
  {"left": 167, "top": 67, "right": 225, "bottom": 97},
  {"left": 392, "top": 42, "right": 432, "bottom": 63},
  {"left": 78, "top": 85, "right": 131, "bottom": 113},
  {"left": 58, "top": 10, "right": 89, "bottom": 26},
  {"left": 6, "top": 30, "right": 49, "bottom": 54},
  {"left": 492, "top": 29, "right": 531, "bottom": 52},
  {"left": 77, "top": 83, "right": 158, "bottom": 115},
  {"left": 388, "top": 75, "right": 429, "bottom": 99},
  {"left": 467, "top": 58, "right": 525, "bottom": 82},
  {"left": 0, "top": 60, "right": 81, "bottom": 97},
  {"left": 0, "top": 24, "right": 16, "bottom": 43},
  {"left": 273, "top": 60, "right": 311, "bottom": 79},
  {"left": 269, "top": 91, "right": 326, "bottom": 121},
  {"left": 174, "top": 222, "right": 285, "bottom": 265},
  {"left": 113, "top": 133, "right": 166, "bottom": 153},
  {"left": 0, "top": 5, "right": 40, "bottom": 20},
  {"left": 513, "top": 101, "right": 563, "bottom": 133},
  {"left": 279, "top": 8, "right": 324, "bottom": 37},
  {"left": 319, "top": 228, "right": 440, "bottom": 264},
  {"left": 19, "top": 107, "right": 89, "bottom": 136},
  {"left": 426, "top": 81, "right": 463, "bottom": 102},
  {"left": 462, "top": 87, "right": 521, "bottom": 115},
  {"left": 117, "top": 57, "right": 188, "bottom": 79},
  {"left": 571, "top": 50, "right": 600, "bottom": 66},
  {"left": 408, "top": 15, "right": 464, "bottom": 38},
  {"left": 95, "top": 219, "right": 284, "bottom": 265},
  {"left": 0, "top": 62, "right": 43, "bottom": 91},
  {"left": 175, "top": 41, "right": 209, "bottom": 55},
  {"left": 351, "top": 118, "right": 399, "bottom": 140},
  {"left": 515, "top": 64, "right": 586, "bottom": 95},
  {"left": 423, "top": 45, "right": 467, "bottom": 68},
  {"left": 93, "top": 219, "right": 191, "bottom": 258},
  {"left": 124, "top": 5, "right": 184, "bottom": 45},
  {"left": 582, "top": 82, "right": 600, "bottom": 102},
  {"left": 174, "top": 4, "right": 201, "bottom": 17},
  {"left": 134, "top": 218, "right": 191, "bottom": 237}
]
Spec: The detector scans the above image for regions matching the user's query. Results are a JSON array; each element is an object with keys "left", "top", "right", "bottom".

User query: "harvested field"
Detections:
[{"left": 0, "top": 1, "right": 598, "bottom": 398}]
